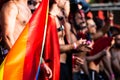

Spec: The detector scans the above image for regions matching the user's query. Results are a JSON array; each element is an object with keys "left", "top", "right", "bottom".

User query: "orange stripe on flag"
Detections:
[{"left": 2, "top": 24, "right": 29, "bottom": 80}]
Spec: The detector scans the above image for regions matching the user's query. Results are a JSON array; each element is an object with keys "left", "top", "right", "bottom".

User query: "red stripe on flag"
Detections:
[
  {"left": 42, "top": 15, "right": 60, "bottom": 80},
  {"left": 23, "top": 0, "right": 49, "bottom": 80}
]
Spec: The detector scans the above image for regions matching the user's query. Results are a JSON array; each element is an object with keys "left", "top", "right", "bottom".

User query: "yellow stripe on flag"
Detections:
[{"left": 0, "top": 58, "right": 6, "bottom": 80}]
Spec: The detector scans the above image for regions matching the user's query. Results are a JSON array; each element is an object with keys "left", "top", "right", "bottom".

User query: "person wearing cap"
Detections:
[
  {"left": 48, "top": 1, "right": 89, "bottom": 80},
  {"left": 70, "top": 1, "right": 114, "bottom": 80},
  {"left": 70, "top": 3, "right": 93, "bottom": 80},
  {"left": 70, "top": 0, "right": 90, "bottom": 13}
]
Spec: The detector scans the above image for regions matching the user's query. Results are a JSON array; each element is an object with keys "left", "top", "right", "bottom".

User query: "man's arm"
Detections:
[
  {"left": 60, "top": 38, "right": 87, "bottom": 53},
  {"left": 1, "top": 2, "right": 18, "bottom": 50},
  {"left": 91, "top": 12, "right": 113, "bottom": 40},
  {"left": 91, "top": 24, "right": 110, "bottom": 40},
  {"left": 86, "top": 49, "right": 106, "bottom": 62},
  {"left": 41, "top": 58, "right": 52, "bottom": 79}
]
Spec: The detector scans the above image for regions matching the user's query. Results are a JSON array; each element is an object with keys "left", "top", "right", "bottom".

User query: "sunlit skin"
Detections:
[{"left": 0, "top": 0, "right": 31, "bottom": 50}]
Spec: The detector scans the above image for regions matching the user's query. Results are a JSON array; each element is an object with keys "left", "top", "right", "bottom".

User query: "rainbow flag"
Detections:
[
  {"left": 0, "top": 0, "right": 49, "bottom": 80},
  {"left": 40, "top": 15, "right": 60, "bottom": 80}
]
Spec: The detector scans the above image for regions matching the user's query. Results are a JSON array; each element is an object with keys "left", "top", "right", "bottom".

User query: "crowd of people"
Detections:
[{"left": 0, "top": 0, "right": 120, "bottom": 80}]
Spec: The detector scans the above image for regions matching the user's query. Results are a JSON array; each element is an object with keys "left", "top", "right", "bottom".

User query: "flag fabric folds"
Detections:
[
  {"left": 43, "top": 15, "right": 60, "bottom": 80},
  {"left": 0, "top": 0, "right": 49, "bottom": 80}
]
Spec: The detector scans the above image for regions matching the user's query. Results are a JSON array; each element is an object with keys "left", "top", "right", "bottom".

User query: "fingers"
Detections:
[
  {"left": 78, "top": 38, "right": 86, "bottom": 45},
  {"left": 76, "top": 38, "right": 93, "bottom": 50},
  {"left": 84, "top": 40, "right": 94, "bottom": 50},
  {"left": 77, "top": 45, "right": 92, "bottom": 52},
  {"left": 48, "top": 68, "right": 52, "bottom": 79},
  {"left": 76, "top": 59, "right": 84, "bottom": 64},
  {"left": 46, "top": 65, "right": 52, "bottom": 79},
  {"left": 74, "top": 56, "right": 84, "bottom": 64},
  {"left": 43, "top": 64, "right": 53, "bottom": 79}
]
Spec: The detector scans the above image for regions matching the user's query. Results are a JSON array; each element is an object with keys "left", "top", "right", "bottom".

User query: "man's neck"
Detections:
[{"left": 49, "top": 4, "right": 58, "bottom": 17}]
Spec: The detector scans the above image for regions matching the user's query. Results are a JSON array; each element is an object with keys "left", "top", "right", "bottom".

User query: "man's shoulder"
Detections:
[{"left": 1, "top": 1, "right": 18, "bottom": 12}]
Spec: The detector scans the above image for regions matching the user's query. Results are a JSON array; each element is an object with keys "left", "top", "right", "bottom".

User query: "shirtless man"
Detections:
[
  {"left": 87, "top": 16, "right": 114, "bottom": 80},
  {"left": 71, "top": 9, "right": 93, "bottom": 80},
  {"left": 70, "top": 4, "right": 111, "bottom": 79},
  {"left": 0, "top": 0, "right": 31, "bottom": 50},
  {"left": 0, "top": 0, "right": 52, "bottom": 79},
  {"left": 110, "top": 32, "right": 120, "bottom": 80},
  {"left": 49, "top": 1, "right": 88, "bottom": 80}
]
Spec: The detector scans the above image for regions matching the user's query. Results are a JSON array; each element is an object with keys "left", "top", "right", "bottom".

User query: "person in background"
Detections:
[
  {"left": 28, "top": 0, "right": 42, "bottom": 13},
  {"left": 70, "top": 1, "right": 93, "bottom": 79},
  {"left": 49, "top": 0, "right": 91, "bottom": 80},
  {"left": 109, "top": 27, "right": 120, "bottom": 80}
]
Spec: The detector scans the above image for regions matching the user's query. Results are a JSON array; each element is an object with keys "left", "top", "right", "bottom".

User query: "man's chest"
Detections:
[
  {"left": 16, "top": 6, "right": 31, "bottom": 25},
  {"left": 111, "top": 49, "right": 120, "bottom": 60}
]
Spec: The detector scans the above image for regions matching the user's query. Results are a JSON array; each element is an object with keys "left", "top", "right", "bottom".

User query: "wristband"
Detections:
[
  {"left": 72, "top": 55, "right": 75, "bottom": 59},
  {"left": 73, "top": 42, "right": 77, "bottom": 49},
  {"left": 110, "top": 73, "right": 115, "bottom": 80}
]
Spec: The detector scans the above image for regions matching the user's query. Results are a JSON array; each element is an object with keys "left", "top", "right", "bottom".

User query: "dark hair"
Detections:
[
  {"left": 0, "top": 0, "right": 9, "bottom": 10},
  {"left": 49, "top": 0, "right": 55, "bottom": 9},
  {"left": 109, "top": 26, "right": 120, "bottom": 36},
  {"left": 93, "top": 17, "right": 104, "bottom": 30},
  {"left": 70, "top": 3, "right": 78, "bottom": 14}
]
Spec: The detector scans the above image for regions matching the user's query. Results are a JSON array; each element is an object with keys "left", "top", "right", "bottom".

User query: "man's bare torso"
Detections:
[
  {"left": 111, "top": 48, "right": 120, "bottom": 70},
  {"left": 13, "top": 1, "right": 31, "bottom": 42},
  {"left": 0, "top": 1, "right": 31, "bottom": 46},
  {"left": 55, "top": 16, "right": 67, "bottom": 63}
]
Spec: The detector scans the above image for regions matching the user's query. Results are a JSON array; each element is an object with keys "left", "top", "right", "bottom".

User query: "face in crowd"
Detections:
[
  {"left": 74, "top": 10, "right": 87, "bottom": 33},
  {"left": 87, "top": 18, "right": 97, "bottom": 34},
  {"left": 114, "top": 34, "right": 120, "bottom": 48}
]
